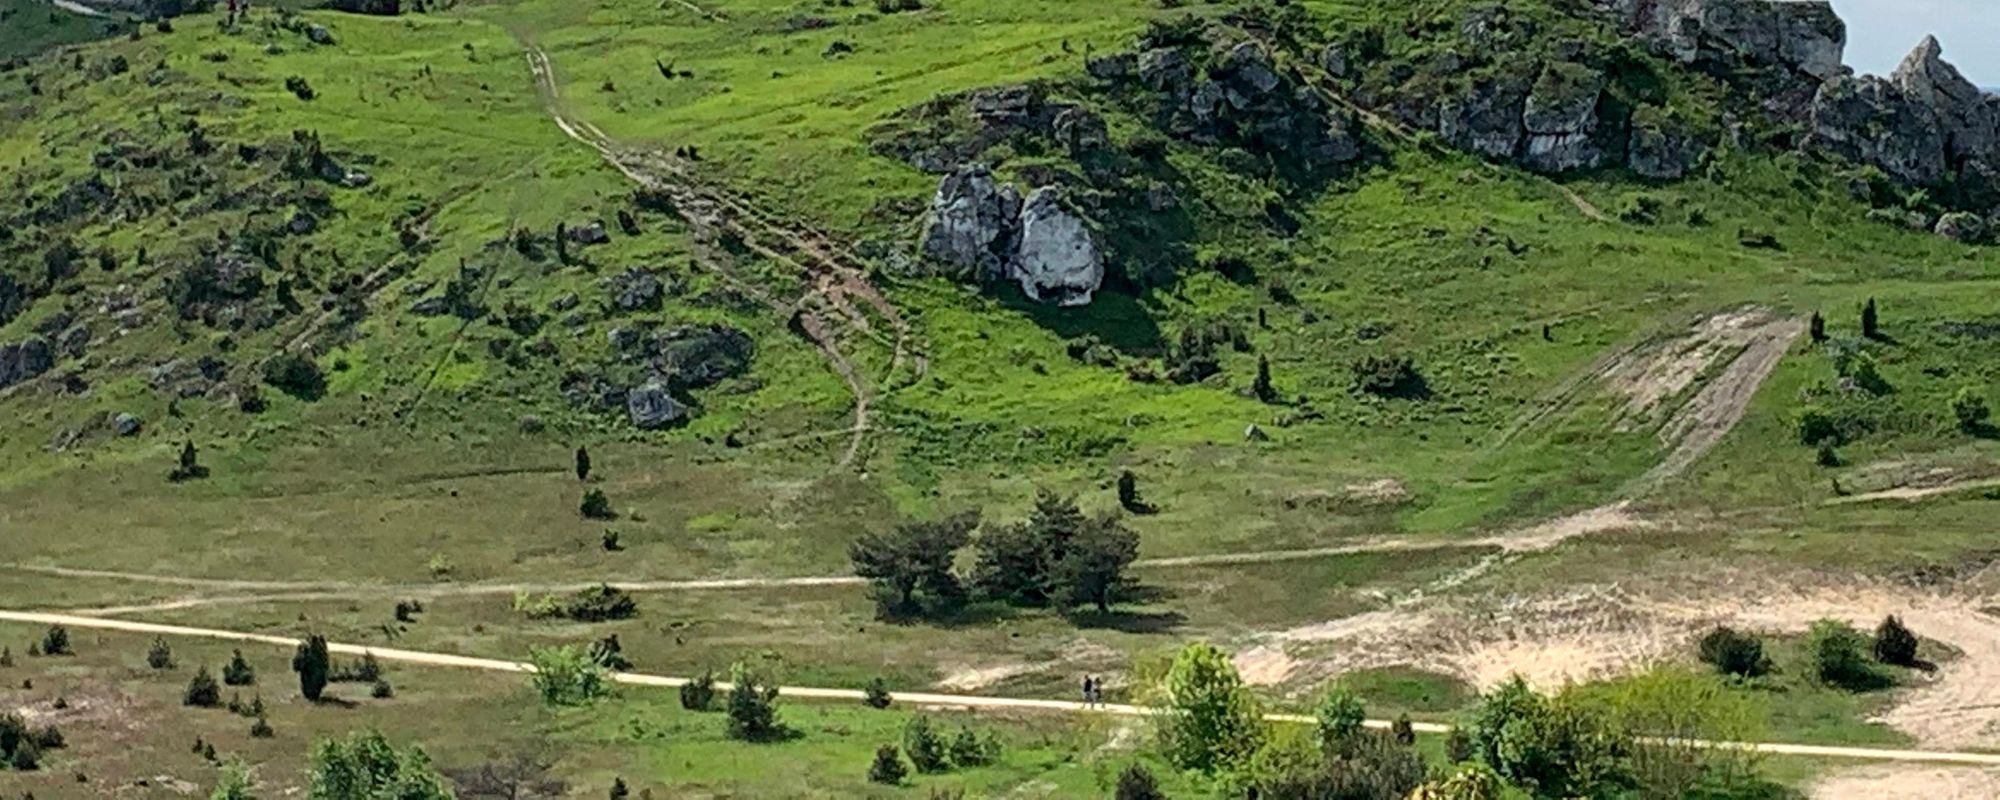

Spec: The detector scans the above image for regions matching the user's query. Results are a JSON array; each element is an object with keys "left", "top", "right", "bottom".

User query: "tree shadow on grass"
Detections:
[
  {"left": 993, "top": 282, "right": 1167, "bottom": 357},
  {"left": 1067, "top": 608, "right": 1187, "bottom": 635}
]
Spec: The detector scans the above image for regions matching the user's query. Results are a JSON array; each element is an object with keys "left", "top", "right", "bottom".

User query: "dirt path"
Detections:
[
  {"left": 525, "top": 45, "right": 920, "bottom": 466},
  {"left": 1810, "top": 764, "right": 2000, "bottom": 799},
  {"left": 7, "top": 609, "right": 2000, "bottom": 768},
  {"left": 1829, "top": 477, "right": 2000, "bottom": 506}
]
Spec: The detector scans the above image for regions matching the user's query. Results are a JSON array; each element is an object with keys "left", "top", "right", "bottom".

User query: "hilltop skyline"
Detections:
[{"left": 1831, "top": 0, "right": 1998, "bottom": 85}]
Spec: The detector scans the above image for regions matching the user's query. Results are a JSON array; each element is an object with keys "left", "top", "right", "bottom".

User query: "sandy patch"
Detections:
[
  {"left": 1811, "top": 765, "right": 2000, "bottom": 799},
  {"left": 936, "top": 662, "right": 1037, "bottom": 692}
]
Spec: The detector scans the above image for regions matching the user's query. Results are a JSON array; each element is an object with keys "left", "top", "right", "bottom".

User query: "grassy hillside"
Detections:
[{"left": 0, "top": 0, "right": 1997, "bottom": 795}]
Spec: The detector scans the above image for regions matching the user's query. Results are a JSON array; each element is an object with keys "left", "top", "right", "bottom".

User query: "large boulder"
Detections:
[
  {"left": 0, "top": 338, "right": 54, "bottom": 390},
  {"left": 625, "top": 381, "right": 687, "bottom": 430},
  {"left": 1520, "top": 63, "right": 1606, "bottom": 172},
  {"left": 1807, "top": 75, "right": 1949, "bottom": 186},
  {"left": 1011, "top": 187, "right": 1104, "bottom": 307},
  {"left": 920, "top": 166, "right": 1022, "bottom": 279}
]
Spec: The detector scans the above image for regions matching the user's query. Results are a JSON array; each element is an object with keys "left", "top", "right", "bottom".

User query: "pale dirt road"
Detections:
[{"left": 9, "top": 609, "right": 2000, "bottom": 768}]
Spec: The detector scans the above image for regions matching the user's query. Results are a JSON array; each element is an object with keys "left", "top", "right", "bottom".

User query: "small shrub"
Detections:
[
  {"left": 601, "top": 529, "right": 623, "bottom": 551},
  {"left": 528, "top": 645, "right": 614, "bottom": 706},
  {"left": 1795, "top": 406, "right": 1841, "bottom": 446},
  {"left": 863, "top": 677, "right": 892, "bottom": 709},
  {"left": 725, "top": 664, "right": 785, "bottom": 742},
  {"left": 867, "top": 744, "right": 907, "bottom": 785},
  {"left": 1874, "top": 615, "right": 1920, "bottom": 667},
  {"left": 249, "top": 714, "right": 275, "bottom": 738},
  {"left": 222, "top": 650, "right": 256, "bottom": 686},
  {"left": 1314, "top": 686, "right": 1366, "bottom": 748},
  {"left": 1697, "top": 626, "right": 1769, "bottom": 678},
  {"left": 371, "top": 679, "right": 395, "bottom": 699},
  {"left": 40, "top": 625, "right": 71, "bottom": 656},
  {"left": 565, "top": 584, "right": 638, "bottom": 621},
  {"left": 588, "top": 634, "right": 632, "bottom": 671},
  {"left": 184, "top": 666, "right": 222, "bottom": 708},
  {"left": 1952, "top": 387, "right": 1991, "bottom": 433},
  {"left": 948, "top": 726, "right": 996, "bottom": 767},
  {"left": 261, "top": 351, "right": 326, "bottom": 400},
  {"left": 1351, "top": 355, "right": 1428, "bottom": 398},
  {"left": 147, "top": 637, "right": 174, "bottom": 670},
  {"left": 285, "top": 75, "right": 316, "bottom": 100},
  {"left": 427, "top": 553, "right": 455, "bottom": 580},
  {"left": 1391, "top": 713, "right": 1416, "bottom": 746},
  {"left": 1115, "top": 764, "right": 1165, "bottom": 800},
  {"left": 679, "top": 670, "right": 717, "bottom": 711},
  {"left": 581, "top": 488, "right": 616, "bottom": 520},
  {"left": 903, "top": 716, "right": 947, "bottom": 773},
  {"left": 1807, "top": 619, "right": 1878, "bottom": 690}
]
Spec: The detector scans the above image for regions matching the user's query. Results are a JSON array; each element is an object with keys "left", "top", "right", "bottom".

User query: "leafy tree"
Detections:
[
  {"left": 304, "top": 731, "right": 454, "bottom": 800},
  {"left": 261, "top": 352, "right": 326, "bottom": 400},
  {"left": 210, "top": 758, "right": 257, "bottom": 800},
  {"left": 223, "top": 650, "right": 256, "bottom": 686},
  {"left": 1808, "top": 310, "right": 1826, "bottom": 343},
  {"left": 1054, "top": 514, "right": 1141, "bottom": 613},
  {"left": 972, "top": 490, "right": 1087, "bottom": 605},
  {"left": 1861, "top": 297, "right": 1880, "bottom": 339},
  {"left": 863, "top": 676, "right": 892, "bottom": 709},
  {"left": 1794, "top": 406, "right": 1841, "bottom": 446},
  {"left": 1466, "top": 677, "right": 1631, "bottom": 798},
  {"left": 849, "top": 512, "right": 977, "bottom": 618},
  {"left": 293, "top": 635, "right": 331, "bottom": 701},
  {"left": 1874, "top": 615, "right": 1920, "bottom": 667},
  {"left": 903, "top": 715, "right": 948, "bottom": 773},
  {"left": 1313, "top": 686, "right": 1366, "bottom": 749},
  {"left": 609, "top": 777, "right": 630, "bottom": 799},
  {"left": 528, "top": 645, "right": 614, "bottom": 706},
  {"left": 1115, "top": 764, "right": 1166, "bottom": 800},
  {"left": 1155, "top": 643, "right": 1262, "bottom": 773},
  {"left": 148, "top": 637, "right": 175, "bottom": 670},
  {"left": 867, "top": 744, "right": 907, "bottom": 785},
  {"left": 185, "top": 665, "right": 222, "bottom": 708},
  {"left": 1444, "top": 726, "right": 1475, "bottom": 763},
  {"left": 1568, "top": 667, "right": 1769, "bottom": 800},
  {"left": 1806, "top": 619, "right": 1878, "bottom": 689},
  {"left": 725, "top": 663, "right": 785, "bottom": 742},
  {"left": 40, "top": 625, "right": 71, "bottom": 656},
  {"left": 1697, "top": 626, "right": 1768, "bottom": 678},
  {"left": 1952, "top": 387, "right": 1991, "bottom": 433},
  {"left": 580, "top": 488, "right": 616, "bottom": 520},
  {"left": 679, "top": 670, "right": 717, "bottom": 711},
  {"left": 575, "top": 446, "right": 592, "bottom": 482}
]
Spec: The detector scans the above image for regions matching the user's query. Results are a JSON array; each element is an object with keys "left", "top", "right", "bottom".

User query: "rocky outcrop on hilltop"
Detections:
[
  {"left": 1808, "top": 37, "right": 2000, "bottom": 217},
  {"left": 1603, "top": 0, "right": 1846, "bottom": 81}
]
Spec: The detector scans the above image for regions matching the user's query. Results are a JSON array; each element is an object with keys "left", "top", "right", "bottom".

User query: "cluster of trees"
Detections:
[
  {"left": 669, "top": 664, "right": 788, "bottom": 743},
  {"left": 1699, "top": 616, "right": 1923, "bottom": 691},
  {"left": 0, "top": 713, "right": 65, "bottom": 772},
  {"left": 867, "top": 716, "right": 999, "bottom": 784},
  {"left": 1143, "top": 642, "right": 1786, "bottom": 800},
  {"left": 512, "top": 584, "right": 639, "bottom": 622},
  {"left": 849, "top": 491, "right": 1140, "bottom": 620},
  {"left": 25, "top": 624, "right": 70, "bottom": 657}
]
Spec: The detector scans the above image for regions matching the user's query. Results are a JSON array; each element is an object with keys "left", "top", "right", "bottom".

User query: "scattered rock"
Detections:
[
  {"left": 567, "top": 221, "right": 611, "bottom": 245},
  {"left": 517, "top": 414, "right": 545, "bottom": 433},
  {"left": 1608, "top": 0, "right": 1846, "bottom": 82},
  {"left": 0, "top": 274, "right": 23, "bottom": 327},
  {"left": 288, "top": 212, "right": 318, "bottom": 235},
  {"left": 656, "top": 324, "right": 755, "bottom": 390},
  {"left": 549, "top": 292, "right": 580, "bottom": 312},
  {"left": 409, "top": 296, "right": 449, "bottom": 316},
  {"left": 1086, "top": 52, "right": 1136, "bottom": 81},
  {"left": 1627, "top": 107, "right": 1705, "bottom": 180},
  {"left": 604, "top": 269, "right": 665, "bottom": 312},
  {"left": 1808, "top": 74, "right": 1949, "bottom": 186},
  {"left": 1319, "top": 42, "right": 1349, "bottom": 78},
  {"left": 0, "top": 338, "right": 54, "bottom": 389},
  {"left": 1936, "top": 211, "right": 1990, "bottom": 243},
  {"left": 1244, "top": 423, "right": 1269, "bottom": 442},
  {"left": 56, "top": 325, "right": 90, "bottom": 359},
  {"left": 625, "top": 382, "right": 687, "bottom": 430},
  {"left": 307, "top": 24, "right": 336, "bottom": 46},
  {"left": 113, "top": 412, "right": 142, "bottom": 436},
  {"left": 607, "top": 326, "right": 641, "bottom": 353}
]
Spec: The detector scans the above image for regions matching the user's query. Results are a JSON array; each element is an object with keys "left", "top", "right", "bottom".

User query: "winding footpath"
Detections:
[{"left": 4, "top": 609, "right": 2000, "bottom": 767}]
